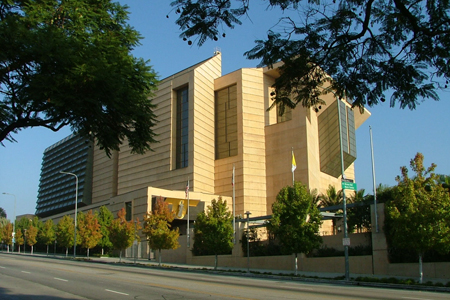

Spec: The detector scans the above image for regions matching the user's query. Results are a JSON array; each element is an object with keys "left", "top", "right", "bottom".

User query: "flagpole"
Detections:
[
  {"left": 186, "top": 177, "right": 190, "bottom": 248},
  {"left": 232, "top": 164, "right": 236, "bottom": 244},
  {"left": 369, "top": 126, "right": 379, "bottom": 233}
]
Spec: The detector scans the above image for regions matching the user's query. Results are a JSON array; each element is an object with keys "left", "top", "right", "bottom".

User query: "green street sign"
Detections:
[{"left": 342, "top": 181, "right": 357, "bottom": 191}]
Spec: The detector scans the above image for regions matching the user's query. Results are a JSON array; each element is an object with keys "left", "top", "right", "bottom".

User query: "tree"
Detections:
[
  {"left": 347, "top": 189, "right": 372, "bottom": 233},
  {"left": 268, "top": 182, "right": 322, "bottom": 275},
  {"left": 2, "top": 222, "right": 13, "bottom": 252},
  {"left": 192, "top": 197, "right": 234, "bottom": 270},
  {"left": 25, "top": 225, "right": 38, "bottom": 254},
  {"left": 385, "top": 153, "right": 450, "bottom": 283},
  {"left": 170, "top": 0, "right": 449, "bottom": 111},
  {"left": 0, "top": 0, "right": 158, "bottom": 155},
  {"left": 15, "top": 228, "right": 24, "bottom": 253},
  {"left": 76, "top": 210, "right": 102, "bottom": 258},
  {"left": 95, "top": 206, "right": 114, "bottom": 256},
  {"left": 40, "top": 219, "right": 56, "bottom": 256},
  {"left": 0, "top": 207, "right": 6, "bottom": 218},
  {"left": 109, "top": 208, "right": 141, "bottom": 262},
  {"left": 56, "top": 215, "right": 75, "bottom": 257},
  {"left": 142, "top": 198, "right": 180, "bottom": 266},
  {"left": 318, "top": 185, "right": 343, "bottom": 235}
]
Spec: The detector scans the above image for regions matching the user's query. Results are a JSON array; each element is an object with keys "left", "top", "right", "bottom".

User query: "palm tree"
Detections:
[
  {"left": 348, "top": 189, "right": 371, "bottom": 233},
  {"left": 319, "top": 185, "right": 343, "bottom": 235}
]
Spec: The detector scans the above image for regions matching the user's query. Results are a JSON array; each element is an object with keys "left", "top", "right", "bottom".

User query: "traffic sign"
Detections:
[{"left": 341, "top": 181, "right": 357, "bottom": 190}]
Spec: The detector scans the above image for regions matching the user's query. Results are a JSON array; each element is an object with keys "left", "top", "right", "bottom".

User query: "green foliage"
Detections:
[
  {"left": 170, "top": 0, "right": 449, "bottom": 110},
  {"left": 143, "top": 198, "right": 180, "bottom": 253},
  {"left": 192, "top": 197, "right": 234, "bottom": 258},
  {"left": 25, "top": 225, "right": 38, "bottom": 247},
  {"left": 2, "top": 222, "right": 13, "bottom": 246},
  {"left": 310, "top": 245, "right": 372, "bottom": 257},
  {"left": 95, "top": 206, "right": 114, "bottom": 252},
  {"left": 318, "top": 185, "right": 343, "bottom": 235},
  {"left": 56, "top": 215, "right": 75, "bottom": 252},
  {"left": 15, "top": 228, "right": 24, "bottom": 249},
  {"left": 240, "top": 228, "right": 282, "bottom": 257},
  {"left": 386, "top": 153, "right": 450, "bottom": 256},
  {"left": 347, "top": 189, "right": 372, "bottom": 233},
  {"left": 108, "top": 208, "right": 140, "bottom": 254},
  {"left": 0, "top": 0, "right": 159, "bottom": 155},
  {"left": 40, "top": 219, "right": 56, "bottom": 246},
  {"left": 77, "top": 210, "right": 102, "bottom": 257},
  {"left": 0, "top": 207, "right": 6, "bottom": 219},
  {"left": 269, "top": 182, "right": 323, "bottom": 255}
]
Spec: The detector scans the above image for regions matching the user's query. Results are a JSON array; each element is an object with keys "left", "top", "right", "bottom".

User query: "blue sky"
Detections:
[{"left": 1, "top": 1, "right": 449, "bottom": 219}]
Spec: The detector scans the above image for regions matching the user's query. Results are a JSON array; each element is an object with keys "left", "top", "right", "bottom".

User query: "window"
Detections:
[
  {"left": 176, "top": 86, "right": 189, "bottom": 168},
  {"left": 125, "top": 201, "right": 132, "bottom": 221},
  {"left": 215, "top": 85, "right": 237, "bottom": 159},
  {"left": 277, "top": 102, "right": 292, "bottom": 123}
]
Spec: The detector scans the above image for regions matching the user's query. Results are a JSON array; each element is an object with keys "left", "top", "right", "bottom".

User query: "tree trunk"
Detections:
[
  {"left": 31, "top": 245, "right": 34, "bottom": 255},
  {"left": 65, "top": 247, "right": 68, "bottom": 257},
  {"left": 158, "top": 249, "right": 162, "bottom": 266},
  {"left": 419, "top": 253, "right": 423, "bottom": 284},
  {"left": 294, "top": 253, "right": 298, "bottom": 276},
  {"left": 7, "top": 245, "right": 9, "bottom": 252},
  {"left": 87, "top": 248, "right": 90, "bottom": 259},
  {"left": 214, "top": 254, "right": 218, "bottom": 270},
  {"left": 119, "top": 250, "right": 122, "bottom": 263},
  {"left": 46, "top": 245, "right": 49, "bottom": 256},
  {"left": 101, "top": 248, "right": 104, "bottom": 256}
]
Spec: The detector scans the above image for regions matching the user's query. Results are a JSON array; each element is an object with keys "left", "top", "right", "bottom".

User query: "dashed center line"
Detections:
[
  {"left": 54, "top": 277, "right": 68, "bottom": 282},
  {"left": 21, "top": 271, "right": 31, "bottom": 274},
  {"left": 105, "top": 289, "right": 129, "bottom": 296},
  {"left": 0, "top": 266, "right": 5, "bottom": 269}
]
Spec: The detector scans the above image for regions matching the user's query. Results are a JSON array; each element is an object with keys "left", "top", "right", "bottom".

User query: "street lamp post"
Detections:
[
  {"left": 2, "top": 192, "right": 16, "bottom": 252},
  {"left": 59, "top": 171, "right": 78, "bottom": 259},
  {"left": 245, "top": 211, "right": 251, "bottom": 273}
]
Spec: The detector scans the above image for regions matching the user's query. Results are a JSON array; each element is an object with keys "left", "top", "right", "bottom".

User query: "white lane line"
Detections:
[
  {"left": 105, "top": 289, "right": 129, "bottom": 296},
  {"left": 279, "top": 285, "right": 313, "bottom": 291},
  {"left": 54, "top": 278, "right": 68, "bottom": 282},
  {"left": 402, "top": 297, "right": 433, "bottom": 300},
  {"left": 0, "top": 266, "right": 5, "bottom": 269},
  {"left": 21, "top": 271, "right": 31, "bottom": 274}
]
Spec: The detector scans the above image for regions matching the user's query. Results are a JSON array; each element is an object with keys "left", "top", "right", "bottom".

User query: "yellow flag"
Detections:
[{"left": 292, "top": 151, "right": 297, "bottom": 172}]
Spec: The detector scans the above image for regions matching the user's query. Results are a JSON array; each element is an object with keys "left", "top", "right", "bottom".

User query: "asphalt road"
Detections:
[{"left": 0, "top": 253, "right": 448, "bottom": 300}]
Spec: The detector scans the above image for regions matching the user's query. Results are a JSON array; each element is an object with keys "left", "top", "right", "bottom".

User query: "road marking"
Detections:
[
  {"left": 21, "top": 271, "right": 31, "bottom": 274},
  {"left": 54, "top": 277, "right": 68, "bottom": 282},
  {"left": 402, "top": 297, "right": 433, "bottom": 300},
  {"left": 0, "top": 266, "right": 5, "bottom": 269},
  {"left": 105, "top": 289, "right": 129, "bottom": 296},
  {"left": 279, "top": 285, "right": 313, "bottom": 291}
]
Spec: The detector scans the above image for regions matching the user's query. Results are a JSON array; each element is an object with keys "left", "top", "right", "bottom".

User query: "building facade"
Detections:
[
  {"left": 38, "top": 52, "right": 369, "bottom": 227},
  {"left": 36, "top": 134, "right": 93, "bottom": 217}
]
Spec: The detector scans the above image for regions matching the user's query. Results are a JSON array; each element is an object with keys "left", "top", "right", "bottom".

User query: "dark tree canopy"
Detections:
[
  {"left": 171, "top": 0, "right": 449, "bottom": 111},
  {"left": 1, "top": 0, "right": 159, "bottom": 155}
]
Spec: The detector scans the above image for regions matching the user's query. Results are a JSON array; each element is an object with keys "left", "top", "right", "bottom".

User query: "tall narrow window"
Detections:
[
  {"left": 176, "top": 86, "right": 189, "bottom": 168},
  {"left": 277, "top": 102, "right": 292, "bottom": 123},
  {"left": 215, "top": 85, "right": 237, "bottom": 159},
  {"left": 125, "top": 201, "right": 132, "bottom": 221}
]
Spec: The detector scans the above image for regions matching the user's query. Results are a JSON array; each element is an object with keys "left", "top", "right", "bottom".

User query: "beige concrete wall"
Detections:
[
  {"left": 101, "top": 54, "right": 222, "bottom": 198},
  {"left": 91, "top": 146, "right": 117, "bottom": 204},
  {"left": 192, "top": 54, "right": 221, "bottom": 194}
]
